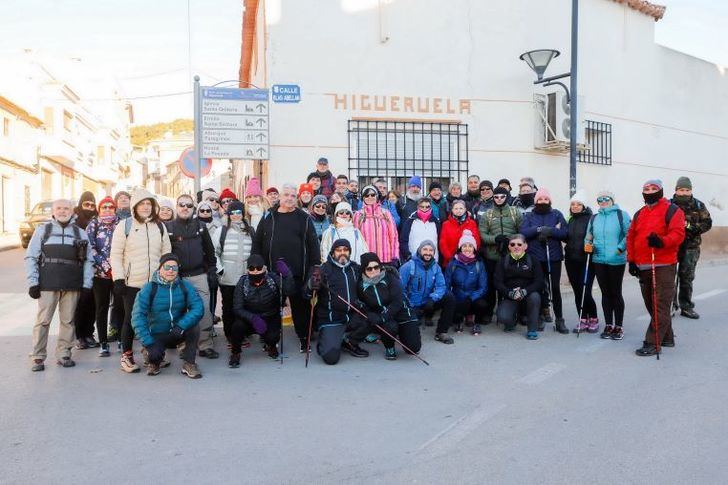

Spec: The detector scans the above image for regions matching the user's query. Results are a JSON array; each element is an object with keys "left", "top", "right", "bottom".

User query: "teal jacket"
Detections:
[
  {"left": 586, "top": 205, "right": 631, "bottom": 266},
  {"left": 131, "top": 271, "right": 204, "bottom": 347}
]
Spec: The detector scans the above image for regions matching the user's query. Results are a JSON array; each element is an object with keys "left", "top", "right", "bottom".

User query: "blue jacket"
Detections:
[
  {"left": 131, "top": 271, "right": 204, "bottom": 347},
  {"left": 383, "top": 199, "right": 400, "bottom": 227},
  {"left": 521, "top": 209, "right": 568, "bottom": 262},
  {"left": 444, "top": 257, "right": 487, "bottom": 302},
  {"left": 399, "top": 254, "right": 446, "bottom": 308},
  {"left": 586, "top": 204, "right": 631, "bottom": 265}
]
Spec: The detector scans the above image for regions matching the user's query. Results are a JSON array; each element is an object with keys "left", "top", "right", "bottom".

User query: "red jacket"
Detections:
[
  {"left": 626, "top": 198, "right": 685, "bottom": 265},
  {"left": 439, "top": 214, "right": 481, "bottom": 268}
]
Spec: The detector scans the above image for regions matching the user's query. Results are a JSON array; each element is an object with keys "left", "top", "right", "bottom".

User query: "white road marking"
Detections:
[
  {"left": 517, "top": 363, "right": 566, "bottom": 385},
  {"left": 693, "top": 289, "right": 726, "bottom": 301},
  {"left": 418, "top": 404, "right": 506, "bottom": 455}
]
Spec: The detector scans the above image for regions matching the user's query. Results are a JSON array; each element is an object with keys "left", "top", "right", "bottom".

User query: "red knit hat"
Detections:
[
  {"left": 98, "top": 196, "right": 116, "bottom": 209},
  {"left": 299, "top": 183, "right": 313, "bottom": 196},
  {"left": 219, "top": 188, "right": 237, "bottom": 201},
  {"left": 266, "top": 187, "right": 279, "bottom": 195}
]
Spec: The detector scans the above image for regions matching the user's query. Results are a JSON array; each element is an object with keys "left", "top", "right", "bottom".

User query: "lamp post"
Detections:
[{"left": 519, "top": 0, "right": 579, "bottom": 197}]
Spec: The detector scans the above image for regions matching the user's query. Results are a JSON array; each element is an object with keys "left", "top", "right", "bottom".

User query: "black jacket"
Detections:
[
  {"left": 252, "top": 207, "right": 320, "bottom": 283},
  {"left": 233, "top": 272, "right": 295, "bottom": 320},
  {"left": 165, "top": 218, "right": 216, "bottom": 277},
  {"left": 565, "top": 208, "right": 593, "bottom": 263},
  {"left": 357, "top": 267, "right": 414, "bottom": 324},
  {"left": 494, "top": 253, "right": 544, "bottom": 298},
  {"left": 307, "top": 257, "right": 360, "bottom": 325}
]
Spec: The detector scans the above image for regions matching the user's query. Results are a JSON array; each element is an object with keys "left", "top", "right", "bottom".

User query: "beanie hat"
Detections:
[
  {"left": 479, "top": 180, "right": 494, "bottom": 190},
  {"left": 408, "top": 176, "right": 422, "bottom": 189},
  {"left": 307, "top": 173, "right": 321, "bottom": 182},
  {"left": 299, "top": 183, "right": 314, "bottom": 196},
  {"left": 197, "top": 202, "right": 212, "bottom": 213},
  {"left": 159, "top": 253, "right": 180, "bottom": 269},
  {"left": 451, "top": 199, "right": 467, "bottom": 210},
  {"left": 219, "top": 188, "right": 237, "bottom": 201},
  {"left": 458, "top": 229, "right": 477, "bottom": 250},
  {"left": 417, "top": 239, "right": 436, "bottom": 255},
  {"left": 113, "top": 191, "right": 130, "bottom": 204},
  {"left": 266, "top": 187, "right": 279, "bottom": 195},
  {"left": 158, "top": 197, "right": 175, "bottom": 212},
  {"left": 317, "top": 157, "right": 329, "bottom": 165},
  {"left": 330, "top": 238, "right": 351, "bottom": 254},
  {"left": 643, "top": 179, "right": 663, "bottom": 190},
  {"left": 227, "top": 200, "right": 244, "bottom": 214},
  {"left": 428, "top": 181, "right": 442, "bottom": 192},
  {"left": 493, "top": 186, "right": 509, "bottom": 197},
  {"left": 570, "top": 189, "right": 587, "bottom": 206},
  {"left": 675, "top": 176, "right": 692, "bottom": 190},
  {"left": 78, "top": 191, "right": 95, "bottom": 206},
  {"left": 201, "top": 189, "right": 217, "bottom": 203},
  {"left": 312, "top": 194, "right": 328, "bottom": 207},
  {"left": 519, "top": 177, "right": 536, "bottom": 189},
  {"left": 596, "top": 189, "right": 615, "bottom": 201},
  {"left": 359, "top": 252, "right": 381, "bottom": 273},
  {"left": 98, "top": 196, "right": 116, "bottom": 209},
  {"left": 245, "top": 178, "right": 263, "bottom": 198},
  {"left": 535, "top": 187, "right": 552, "bottom": 203},
  {"left": 334, "top": 201, "right": 352, "bottom": 215},
  {"left": 498, "top": 178, "right": 511, "bottom": 189},
  {"left": 361, "top": 185, "right": 378, "bottom": 197},
  {"left": 247, "top": 254, "right": 265, "bottom": 269}
]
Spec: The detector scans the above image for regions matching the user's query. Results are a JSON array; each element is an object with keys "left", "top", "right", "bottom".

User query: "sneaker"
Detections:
[
  {"left": 342, "top": 339, "right": 369, "bottom": 358},
  {"left": 31, "top": 359, "right": 45, "bottom": 372},
  {"left": 141, "top": 348, "right": 170, "bottom": 368},
  {"left": 600, "top": 325, "right": 614, "bottom": 339},
  {"left": 526, "top": 331, "right": 539, "bottom": 340},
  {"left": 181, "top": 361, "right": 202, "bottom": 379},
  {"left": 471, "top": 323, "right": 481, "bottom": 336},
  {"left": 264, "top": 344, "right": 279, "bottom": 359},
  {"left": 120, "top": 352, "right": 141, "bottom": 373},
  {"left": 75, "top": 338, "right": 89, "bottom": 350},
  {"left": 610, "top": 326, "right": 624, "bottom": 340},
  {"left": 198, "top": 348, "right": 220, "bottom": 359},
  {"left": 56, "top": 356, "right": 75, "bottom": 368},
  {"left": 635, "top": 344, "right": 658, "bottom": 356},
  {"left": 573, "top": 319, "right": 589, "bottom": 333},
  {"left": 587, "top": 321, "right": 599, "bottom": 334},
  {"left": 680, "top": 308, "right": 700, "bottom": 319},
  {"left": 85, "top": 336, "right": 99, "bottom": 348},
  {"left": 465, "top": 315, "right": 475, "bottom": 327},
  {"left": 299, "top": 339, "right": 310, "bottom": 354},
  {"left": 228, "top": 352, "right": 241, "bottom": 368},
  {"left": 541, "top": 308, "right": 553, "bottom": 323},
  {"left": 384, "top": 347, "right": 397, "bottom": 360},
  {"left": 365, "top": 333, "right": 379, "bottom": 344},
  {"left": 99, "top": 343, "right": 110, "bottom": 357},
  {"left": 423, "top": 318, "right": 434, "bottom": 327},
  {"left": 434, "top": 333, "right": 454, "bottom": 344},
  {"left": 147, "top": 363, "right": 161, "bottom": 376}
]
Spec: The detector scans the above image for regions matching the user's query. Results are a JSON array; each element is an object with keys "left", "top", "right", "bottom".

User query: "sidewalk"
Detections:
[{"left": 0, "top": 232, "right": 21, "bottom": 252}]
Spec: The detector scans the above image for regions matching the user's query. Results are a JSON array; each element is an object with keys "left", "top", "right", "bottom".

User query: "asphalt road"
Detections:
[{"left": 1, "top": 249, "right": 727, "bottom": 484}]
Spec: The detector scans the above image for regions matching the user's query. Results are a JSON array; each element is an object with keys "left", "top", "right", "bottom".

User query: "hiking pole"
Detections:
[
  {"left": 544, "top": 240, "right": 554, "bottom": 321},
  {"left": 304, "top": 290, "right": 316, "bottom": 368},
  {"left": 576, "top": 253, "right": 591, "bottom": 338},
  {"left": 279, "top": 273, "right": 284, "bottom": 365},
  {"left": 671, "top": 262, "right": 680, "bottom": 317},
  {"left": 650, "top": 249, "right": 661, "bottom": 360}
]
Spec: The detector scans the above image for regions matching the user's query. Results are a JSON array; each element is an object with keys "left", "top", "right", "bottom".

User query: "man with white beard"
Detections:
[{"left": 396, "top": 176, "right": 423, "bottom": 222}]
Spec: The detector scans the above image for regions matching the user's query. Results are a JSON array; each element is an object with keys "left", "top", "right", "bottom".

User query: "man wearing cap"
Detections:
[
  {"left": 266, "top": 187, "right": 279, "bottom": 209},
  {"left": 497, "top": 179, "right": 514, "bottom": 205},
  {"left": 513, "top": 177, "right": 537, "bottom": 213},
  {"left": 671, "top": 176, "right": 712, "bottom": 319},
  {"left": 307, "top": 157, "right": 335, "bottom": 197},
  {"left": 397, "top": 176, "right": 423, "bottom": 222},
  {"left": 114, "top": 191, "right": 132, "bottom": 220},
  {"left": 472, "top": 180, "right": 495, "bottom": 221},
  {"left": 306, "top": 239, "right": 371, "bottom": 364},
  {"left": 627, "top": 179, "right": 686, "bottom": 356},
  {"left": 428, "top": 181, "right": 449, "bottom": 221},
  {"left": 131, "top": 253, "right": 204, "bottom": 378}
]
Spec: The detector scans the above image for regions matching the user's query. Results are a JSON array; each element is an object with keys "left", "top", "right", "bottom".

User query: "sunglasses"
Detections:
[
  {"left": 229, "top": 210, "right": 243, "bottom": 215},
  {"left": 365, "top": 264, "right": 381, "bottom": 272},
  {"left": 81, "top": 202, "right": 96, "bottom": 209},
  {"left": 509, "top": 242, "right": 524, "bottom": 247},
  {"left": 337, "top": 211, "right": 351, "bottom": 216},
  {"left": 493, "top": 195, "right": 506, "bottom": 199},
  {"left": 248, "top": 266, "right": 263, "bottom": 272},
  {"left": 313, "top": 204, "right": 327, "bottom": 209},
  {"left": 207, "top": 197, "right": 219, "bottom": 203},
  {"left": 221, "top": 198, "right": 233, "bottom": 205},
  {"left": 363, "top": 192, "right": 377, "bottom": 198},
  {"left": 597, "top": 197, "right": 612, "bottom": 203},
  {"left": 100, "top": 204, "right": 115, "bottom": 210},
  {"left": 480, "top": 187, "right": 492, "bottom": 191},
  {"left": 178, "top": 203, "right": 194, "bottom": 209},
  {"left": 199, "top": 209, "right": 212, "bottom": 214},
  {"left": 162, "top": 264, "right": 179, "bottom": 271}
]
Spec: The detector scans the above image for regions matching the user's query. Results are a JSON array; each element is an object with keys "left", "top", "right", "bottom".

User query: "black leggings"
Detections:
[
  {"left": 540, "top": 260, "right": 563, "bottom": 319},
  {"left": 564, "top": 258, "right": 597, "bottom": 320},
  {"left": 121, "top": 287, "right": 141, "bottom": 353},
  {"left": 288, "top": 287, "right": 312, "bottom": 342},
  {"left": 593, "top": 263, "right": 626, "bottom": 326},
  {"left": 454, "top": 297, "right": 489, "bottom": 324},
  {"left": 92, "top": 277, "right": 113, "bottom": 344},
  {"left": 219, "top": 284, "right": 236, "bottom": 340},
  {"left": 74, "top": 286, "right": 96, "bottom": 339}
]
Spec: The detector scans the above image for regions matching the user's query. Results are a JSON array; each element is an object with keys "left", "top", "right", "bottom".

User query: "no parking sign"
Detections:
[{"left": 178, "top": 147, "right": 212, "bottom": 179}]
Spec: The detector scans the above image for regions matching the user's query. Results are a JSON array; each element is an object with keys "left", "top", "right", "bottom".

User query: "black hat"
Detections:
[
  {"left": 479, "top": 180, "right": 494, "bottom": 190},
  {"left": 247, "top": 254, "right": 265, "bottom": 269},
  {"left": 159, "top": 253, "right": 180, "bottom": 269},
  {"left": 330, "top": 238, "right": 351, "bottom": 254},
  {"left": 494, "top": 186, "right": 509, "bottom": 196},
  {"left": 428, "top": 181, "right": 442, "bottom": 192},
  {"left": 497, "top": 178, "right": 511, "bottom": 189},
  {"left": 359, "top": 252, "right": 381, "bottom": 274},
  {"left": 227, "top": 200, "right": 244, "bottom": 214}
]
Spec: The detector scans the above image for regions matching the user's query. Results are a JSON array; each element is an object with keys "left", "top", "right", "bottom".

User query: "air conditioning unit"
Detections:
[{"left": 534, "top": 91, "right": 585, "bottom": 151}]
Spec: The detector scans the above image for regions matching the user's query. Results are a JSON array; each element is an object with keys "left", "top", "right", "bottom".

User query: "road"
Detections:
[{"left": 1, "top": 248, "right": 727, "bottom": 484}]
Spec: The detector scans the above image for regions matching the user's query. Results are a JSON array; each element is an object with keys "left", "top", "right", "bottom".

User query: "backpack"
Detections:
[
  {"left": 42, "top": 221, "right": 81, "bottom": 246},
  {"left": 632, "top": 203, "right": 679, "bottom": 228},
  {"left": 589, "top": 209, "right": 625, "bottom": 239},
  {"left": 125, "top": 217, "right": 165, "bottom": 242}
]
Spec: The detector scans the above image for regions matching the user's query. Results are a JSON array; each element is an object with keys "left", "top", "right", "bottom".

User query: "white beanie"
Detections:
[
  {"left": 596, "top": 189, "right": 615, "bottom": 202},
  {"left": 335, "top": 201, "right": 353, "bottom": 214},
  {"left": 570, "top": 189, "right": 588, "bottom": 206},
  {"left": 458, "top": 229, "right": 478, "bottom": 250}
]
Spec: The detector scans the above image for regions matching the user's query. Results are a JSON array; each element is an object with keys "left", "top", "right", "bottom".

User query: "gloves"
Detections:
[
  {"left": 114, "top": 279, "right": 127, "bottom": 296},
  {"left": 275, "top": 258, "right": 291, "bottom": 278},
  {"left": 584, "top": 242, "right": 594, "bottom": 254},
  {"left": 495, "top": 234, "right": 509, "bottom": 246},
  {"left": 146, "top": 340, "right": 166, "bottom": 363},
  {"left": 537, "top": 226, "right": 553, "bottom": 237},
  {"left": 422, "top": 299, "right": 436, "bottom": 315},
  {"left": 309, "top": 265, "right": 322, "bottom": 291},
  {"left": 517, "top": 288, "right": 527, "bottom": 300},
  {"left": 250, "top": 315, "right": 267, "bottom": 334},
  {"left": 507, "top": 289, "right": 517, "bottom": 300},
  {"left": 28, "top": 285, "right": 41, "bottom": 300},
  {"left": 628, "top": 262, "right": 640, "bottom": 277},
  {"left": 169, "top": 325, "right": 185, "bottom": 341},
  {"left": 647, "top": 232, "right": 664, "bottom": 249}
]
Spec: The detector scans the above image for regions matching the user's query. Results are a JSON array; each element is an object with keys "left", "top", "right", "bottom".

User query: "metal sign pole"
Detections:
[
  {"left": 569, "top": 0, "right": 579, "bottom": 197},
  {"left": 193, "top": 75, "right": 202, "bottom": 195}
]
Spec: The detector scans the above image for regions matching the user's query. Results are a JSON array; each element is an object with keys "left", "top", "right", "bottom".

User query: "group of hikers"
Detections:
[{"left": 24, "top": 155, "right": 713, "bottom": 376}]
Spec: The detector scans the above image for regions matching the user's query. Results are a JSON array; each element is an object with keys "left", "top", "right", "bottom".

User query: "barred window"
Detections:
[{"left": 579, "top": 120, "right": 612, "bottom": 165}]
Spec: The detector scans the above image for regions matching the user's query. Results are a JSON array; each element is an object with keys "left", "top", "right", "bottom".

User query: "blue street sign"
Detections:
[
  {"left": 272, "top": 84, "right": 301, "bottom": 103},
  {"left": 202, "top": 87, "right": 268, "bottom": 101}
]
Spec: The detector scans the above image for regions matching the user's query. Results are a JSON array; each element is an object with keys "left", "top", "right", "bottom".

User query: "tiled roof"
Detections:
[{"left": 610, "top": 0, "right": 667, "bottom": 21}]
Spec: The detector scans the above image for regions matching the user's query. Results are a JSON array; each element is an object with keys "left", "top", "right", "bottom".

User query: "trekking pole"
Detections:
[
  {"left": 304, "top": 290, "right": 316, "bottom": 368},
  {"left": 576, "top": 253, "right": 591, "bottom": 338},
  {"left": 544, "top": 240, "right": 554, "bottom": 318},
  {"left": 279, "top": 273, "right": 284, "bottom": 365},
  {"left": 671, "top": 262, "right": 680, "bottom": 317},
  {"left": 650, "top": 249, "right": 660, "bottom": 360}
]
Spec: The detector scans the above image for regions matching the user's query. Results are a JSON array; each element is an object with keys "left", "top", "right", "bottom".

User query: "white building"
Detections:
[{"left": 239, "top": 0, "right": 728, "bottom": 245}]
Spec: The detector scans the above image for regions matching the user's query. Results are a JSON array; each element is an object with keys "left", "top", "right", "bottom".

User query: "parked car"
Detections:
[{"left": 19, "top": 201, "right": 53, "bottom": 248}]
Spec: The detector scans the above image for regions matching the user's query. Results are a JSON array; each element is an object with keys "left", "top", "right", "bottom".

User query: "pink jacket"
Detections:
[{"left": 353, "top": 203, "right": 399, "bottom": 263}]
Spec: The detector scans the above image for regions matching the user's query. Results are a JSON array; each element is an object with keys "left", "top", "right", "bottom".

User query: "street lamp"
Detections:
[{"left": 519, "top": 0, "right": 579, "bottom": 197}]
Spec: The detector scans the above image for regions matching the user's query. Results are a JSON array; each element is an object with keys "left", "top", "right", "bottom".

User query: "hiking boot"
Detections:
[
  {"left": 465, "top": 314, "right": 475, "bottom": 327},
  {"left": 75, "top": 338, "right": 89, "bottom": 350},
  {"left": 635, "top": 344, "right": 658, "bottom": 357},
  {"left": 31, "top": 359, "right": 45, "bottom": 372},
  {"left": 147, "top": 362, "right": 161, "bottom": 376},
  {"left": 423, "top": 318, "right": 434, "bottom": 327},
  {"left": 680, "top": 308, "right": 700, "bottom": 319},
  {"left": 541, "top": 308, "right": 553, "bottom": 323},
  {"left": 141, "top": 348, "right": 170, "bottom": 368},
  {"left": 299, "top": 339, "right": 310, "bottom": 354},
  {"left": 99, "top": 343, "right": 110, "bottom": 357},
  {"left": 435, "top": 333, "right": 454, "bottom": 344},
  {"left": 198, "top": 348, "right": 220, "bottom": 359},
  {"left": 661, "top": 340, "right": 675, "bottom": 348},
  {"left": 85, "top": 336, "right": 99, "bottom": 348},
  {"left": 265, "top": 344, "right": 279, "bottom": 359},
  {"left": 384, "top": 347, "right": 397, "bottom": 361},
  {"left": 228, "top": 352, "right": 241, "bottom": 368},
  {"left": 120, "top": 352, "right": 140, "bottom": 373},
  {"left": 56, "top": 356, "right": 75, "bottom": 368},
  {"left": 342, "top": 339, "right": 369, "bottom": 358},
  {"left": 471, "top": 323, "right": 482, "bottom": 336},
  {"left": 573, "top": 319, "right": 589, "bottom": 333},
  {"left": 600, "top": 325, "right": 614, "bottom": 339},
  {"left": 610, "top": 326, "right": 624, "bottom": 340},
  {"left": 587, "top": 317, "right": 600, "bottom": 333},
  {"left": 553, "top": 318, "right": 568, "bottom": 334},
  {"left": 526, "top": 331, "right": 539, "bottom": 340},
  {"left": 181, "top": 362, "right": 202, "bottom": 379}
]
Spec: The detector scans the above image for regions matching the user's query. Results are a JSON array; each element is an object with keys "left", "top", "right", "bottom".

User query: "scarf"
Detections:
[
  {"left": 533, "top": 203, "right": 551, "bottom": 215},
  {"left": 249, "top": 272, "right": 266, "bottom": 285},
  {"left": 100, "top": 214, "right": 117, "bottom": 225},
  {"left": 455, "top": 252, "right": 477, "bottom": 264},
  {"left": 416, "top": 209, "right": 431, "bottom": 222},
  {"left": 643, "top": 189, "right": 663, "bottom": 205},
  {"left": 362, "top": 270, "right": 386, "bottom": 290}
]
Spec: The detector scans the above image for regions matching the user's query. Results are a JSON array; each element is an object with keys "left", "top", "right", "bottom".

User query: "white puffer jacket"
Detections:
[
  {"left": 212, "top": 222, "right": 253, "bottom": 286},
  {"left": 110, "top": 188, "right": 171, "bottom": 288}
]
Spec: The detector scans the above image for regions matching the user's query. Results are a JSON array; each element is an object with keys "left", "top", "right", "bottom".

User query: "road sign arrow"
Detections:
[
  {"left": 256, "top": 147, "right": 267, "bottom": 157},
  {"left": 255, "top": 118, "right": 267, "bottom": 127},
  {"left": 256, "top": 132, "right": 266, "bottom": 141},
  {"left": 256, "top": 103, "right": 266, "bottom": 112}
]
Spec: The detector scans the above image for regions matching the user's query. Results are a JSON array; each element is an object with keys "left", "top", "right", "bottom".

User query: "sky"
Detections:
[{"left": 0, "top": 0, "right": 725, "bottom": 126}]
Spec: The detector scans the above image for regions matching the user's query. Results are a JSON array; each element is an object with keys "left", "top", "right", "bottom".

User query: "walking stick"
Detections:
[
  {"left": 279, "top": 273, "right": 284, "bottom": 365},
  {"left": 671, "top": 262, "right": 680, "bottom": 317},
  {"left": 305, "top": 290, "right": 316, "bottom": 368},
  {"left": 651, "top": 250, "right": 660, "bottom": 360},
  {"left": 576, "top": 253, "right": 591, "bottom": 338},
  {"left": 544, "top": 240, "right": 554, "bottom": 319}
]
